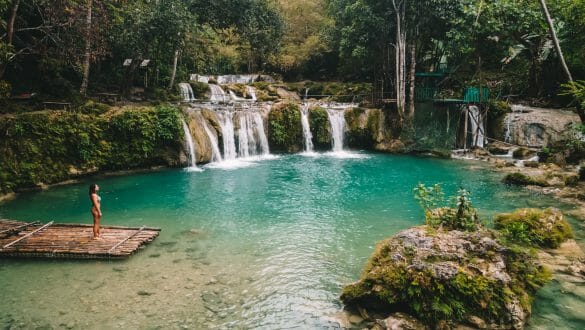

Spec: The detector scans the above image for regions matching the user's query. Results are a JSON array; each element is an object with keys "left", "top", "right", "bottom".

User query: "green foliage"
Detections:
[
  {"left": 414, "top": 183, "right": 480, "bottom": 231},
  {"left": 0, "top": 80, "right": 11, "bottom": 100},
  {"left": 189, "top": 82, "right": 211, "bottom": 99},
  {"left": 0, "top": 105, "right": 182, "bottom": 194},
  {"left": 268, "top": 102, "right": 302, "bottom": 152},
  {"left": 308, "top": 107, "right": 330, "bottom": 149},
  {"left": 494, "top": 208, "right": 574, "bottom": 248}
]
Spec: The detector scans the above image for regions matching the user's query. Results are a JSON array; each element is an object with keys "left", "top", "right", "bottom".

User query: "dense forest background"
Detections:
[{"left": 0, "top": 0, "right": 584, "bottom": 104}]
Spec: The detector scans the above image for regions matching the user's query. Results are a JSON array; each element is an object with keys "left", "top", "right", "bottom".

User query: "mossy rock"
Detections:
[
  {"left": 341, "top": 226, "right": 549, "bottom": 328},
  {"left": 309, "top": 107, "right": 331, "bottom": 150},
  {"left": 189, "top": 82, "right": 210, "bottom": 99},
  {"left": 512, "top": 147, "right": 536, "bottom": 160},
  {"left": 503, "top": 172, "right": 547, "bottom": 187},
  {"left": 345, "top": 108, "right": 377, "bottom": 149},
  {"left": 267, "top": 102, "right": 302, "bottom": 153},
  {"left": 494, "top": 208, "right": 574, "bottom": 249}
]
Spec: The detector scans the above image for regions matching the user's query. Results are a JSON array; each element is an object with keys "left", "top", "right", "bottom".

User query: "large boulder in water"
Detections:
[{"left": 341, "top": 226, "right": 550, "bottom": 329}]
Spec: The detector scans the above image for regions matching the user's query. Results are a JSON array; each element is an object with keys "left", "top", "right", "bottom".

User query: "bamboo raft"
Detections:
[{"left": 0, "top": 219, "right": 160, "bottom": 259}]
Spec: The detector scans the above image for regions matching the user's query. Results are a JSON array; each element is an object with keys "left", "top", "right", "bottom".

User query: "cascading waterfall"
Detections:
[
  {"left": 216, "top": 111, "right": 237, "bottom": 160},
  {"left": 229, "top": 90, "right": 246, "bottom": 101},
  {"left": 178, "top": 83, "right": 196, "bottom": 102},
  {"left": 237, "top": 111, "right": 270, "bottom": 157},
  {"left": 209, "top": 84, "right": 228, "bottom": 103},
  {"left": 201, "top": 119, "right": 223, "bottom": 162},
  {"left": 326, "top": 108, "right": 347, "bottom": 152},
  {"left": 181, "top": 118, "right": 199, "bottom": 169},
  {"left": 300, "top": 104, "right": 314, "bottom": 152},
  {"left": 246, "top": 86, "right": 257, "bottom": 102},
  {"left": 238, "top": 114, "right": 254, "bottom": 157},
  {"left": 468, "top": 105, "right": 485, "bottom": 148}
]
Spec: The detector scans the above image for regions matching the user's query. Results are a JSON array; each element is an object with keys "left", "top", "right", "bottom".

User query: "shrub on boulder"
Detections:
[{"left": 494, "top": 208, "right": 573, "bottom": 248}]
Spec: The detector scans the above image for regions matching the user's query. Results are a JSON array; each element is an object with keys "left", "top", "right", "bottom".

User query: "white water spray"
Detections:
[
  {"left": 468, "top": 105, "right": 485, "bottom": 148},
  {"left": 326, "top": 108, "right": 347, "bottom": 152},
  {"left": 300, "top": 104, "right": 314, "bottom": 152},
  {"left": 217, "top": 111, "right": 237, "bottom": 160},
  {"left": 178, "top": 83, "right": 196, "bottom": 102},
  {"left": 181, "top": 119, "right": 199, "bottom": 170},
  {"left": 201, "top": 120, "right": 223, "bottom": 162},
  {"left": 210, "top": 84, "right": 228, "bottom": 103}
]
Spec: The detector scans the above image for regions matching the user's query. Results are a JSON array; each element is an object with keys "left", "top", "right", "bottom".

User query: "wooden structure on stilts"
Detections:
[{"left": 0, "top": 219, "right": 160, "bottom": 259}]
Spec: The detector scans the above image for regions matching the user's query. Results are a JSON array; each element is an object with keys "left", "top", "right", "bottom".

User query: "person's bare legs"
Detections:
[{"left": 92, "top": 208, "right": 101, "bottom": 239}]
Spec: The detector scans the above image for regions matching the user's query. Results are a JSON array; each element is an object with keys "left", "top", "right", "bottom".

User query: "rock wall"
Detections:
[{"left": 495, "top": 105, "right": 580, "bottom": 147}]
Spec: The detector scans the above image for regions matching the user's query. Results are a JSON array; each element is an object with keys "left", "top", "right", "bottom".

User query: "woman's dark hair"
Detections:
[{"left": 89, "top": 184, "right": 98, "bottom": 196}]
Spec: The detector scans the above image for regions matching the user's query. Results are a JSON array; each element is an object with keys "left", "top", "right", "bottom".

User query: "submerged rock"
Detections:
[{"left": 341, "top": 226, "right": 550, "bottom": 329}]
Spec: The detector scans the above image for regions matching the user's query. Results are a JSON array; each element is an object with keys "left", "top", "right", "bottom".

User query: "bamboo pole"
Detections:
[
  {"left": 3, "top": 222, "right": 54, "bottom": 249},
  {"left": 108, "top": 226, "right": 146, "bottom": 254}
]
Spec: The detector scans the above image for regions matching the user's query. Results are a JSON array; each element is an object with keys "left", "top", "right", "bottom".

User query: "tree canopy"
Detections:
[{"left": 0, "top": 0, "right": 583, "bottom": 103}]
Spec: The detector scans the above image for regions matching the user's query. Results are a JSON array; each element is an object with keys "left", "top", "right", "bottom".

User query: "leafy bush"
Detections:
[
  {"left": 413, "top": 183, "right": 480, "bottom": 231},
  {"left": 0, "top": 105, "right": 183, "bottom": 194},
  {"left": 308, "top": 107, "right": 330, "bottom": 149},
  {"left": 268, "top": 102, "right": 302, "bottom": 152},
  {"left": 494, "top": 208, "right": 573, "bottom": 248}
]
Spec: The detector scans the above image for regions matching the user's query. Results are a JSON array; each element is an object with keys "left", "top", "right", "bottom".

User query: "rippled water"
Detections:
[{"left": 0, "top": 153, "right": 583, "bottom": 329}]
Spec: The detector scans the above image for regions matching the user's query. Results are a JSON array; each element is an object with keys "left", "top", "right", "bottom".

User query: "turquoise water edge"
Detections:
[{"left": 0, "top": 153, "right": 583, "bottom": 329}]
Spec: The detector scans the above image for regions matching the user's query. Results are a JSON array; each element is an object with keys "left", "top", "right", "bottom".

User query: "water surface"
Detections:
[{"left": 0, "top": 154, "right": 583, "bottom": 329}]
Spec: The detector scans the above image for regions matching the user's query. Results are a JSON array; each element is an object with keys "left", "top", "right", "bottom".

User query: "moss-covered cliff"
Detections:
[
  {"left": 268, "top": 102, "right": 303, "bottom": 153},
  {"left": 0, "top": 105, "right": 183, "bottom": 194}
]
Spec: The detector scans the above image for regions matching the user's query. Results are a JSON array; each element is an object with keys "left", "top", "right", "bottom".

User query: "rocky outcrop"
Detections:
[
  {"left": 497, "top": 105, "right": 579, "bottom": 148},
  {"left": 341, "top": 226, "right": 550, "bottom": 329}
]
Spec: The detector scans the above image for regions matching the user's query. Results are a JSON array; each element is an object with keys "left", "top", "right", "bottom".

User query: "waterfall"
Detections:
[
  {"left": 237, "top": 111, "right": 270, "bottom": 157},
  {"left": 238, "top": 114, "right": 254, "bottom": 157},
  {"left": 179, "top": 83, "right": 195, "bottom": 102},
  {"left": 209, "top": 84, "right": 228, "bottom": 103},
  {"left": 181, "top": 119, "right": 199, "bottom": 170},
  {"left": 252, "top": 112, "right": 270, "bottom": 155},
  {"left": 229, "top": 90, "right": 245, "bottom": 101},
  {"left": 326, "top": 108, "right": 347, "bottom": 152},
  {"left": 246, "top": 86, "right": 257, "bottom": 102},
  {"left": 201, "top": 120, "right": 223, "bottom": 162},
  {"left": 300, "top": 104, "right": 314, "bottom": 153},
  {"left": 468, "top": 105, "right": 485, "bottom": 148},
  {"left": 217, "top": 111, "right": 237, "bottom": 160}
]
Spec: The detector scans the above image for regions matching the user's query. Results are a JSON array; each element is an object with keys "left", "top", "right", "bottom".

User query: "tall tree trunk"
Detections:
[
  {"left": 0, "top": 0, "right": 21, "bottom": 80},
  {"left": 80, "top": 0, "right": 93, "bottom": 95},
  {"left": 538, "top": 0, "right": 573, "bottom": 82},
  {"left": 392, "top": 0, "right": 406, "bottom": 120},
  {"left": 408, "top": 43, "right": 416, "bottom": 120},
  {"left": 168, "top": 50, "right": 179, "bottom": 90}
]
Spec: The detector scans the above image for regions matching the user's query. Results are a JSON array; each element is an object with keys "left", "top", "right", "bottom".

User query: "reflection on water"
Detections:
[{"left": 0, "top": 154, "right": 583, "bottom": 328}]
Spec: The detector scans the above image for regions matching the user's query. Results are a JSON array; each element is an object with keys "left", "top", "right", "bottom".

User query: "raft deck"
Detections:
[{"left": 0, "top": 219, "right": 160, "bottom": 259}]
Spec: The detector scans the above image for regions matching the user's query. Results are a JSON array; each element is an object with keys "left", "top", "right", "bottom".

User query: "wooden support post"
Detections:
[
  {"left": 2, "top": 221, "right": 53, "bottom": 249},
  {"left": 463, "top": 105, "right": 469, "bottom": 150},
  {"left": 108, "top": 226, "right": 146, "bottom": 254}
]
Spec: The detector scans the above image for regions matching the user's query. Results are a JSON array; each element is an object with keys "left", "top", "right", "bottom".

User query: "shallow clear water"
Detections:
[{"left": 0, "top": 153, "right": 583, "bottom": 329}]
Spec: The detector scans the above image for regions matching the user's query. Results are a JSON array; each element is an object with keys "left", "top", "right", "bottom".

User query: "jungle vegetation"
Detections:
[{"left": 0, "top": 0, "right": 584, "bottom": 115}]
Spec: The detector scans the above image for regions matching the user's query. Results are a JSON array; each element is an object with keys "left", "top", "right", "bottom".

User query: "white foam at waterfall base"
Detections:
[
  {"left": 204, "top": 154, "right": 279, "bottom": 170},
  {"left": 181, "top": 119, "right": 203, "bottom": 172}
]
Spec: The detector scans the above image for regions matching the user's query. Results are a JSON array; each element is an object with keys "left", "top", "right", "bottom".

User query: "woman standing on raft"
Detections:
[{"left": 89, "top": 184, "right": 102, "bottom": 239}]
